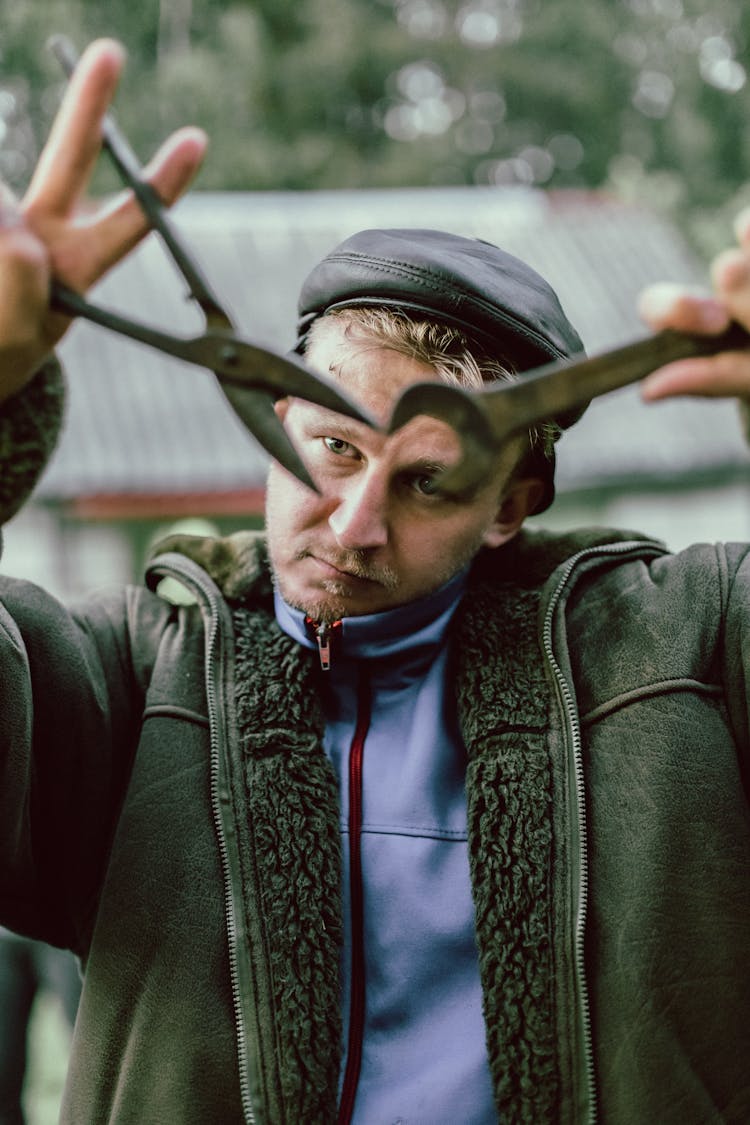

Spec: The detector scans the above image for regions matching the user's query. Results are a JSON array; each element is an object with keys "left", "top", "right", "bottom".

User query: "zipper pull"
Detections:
[
  {"left": 306, "top": 618, "right": 341, "bottom": 671},
  {"left": 316, "top": 622, "right": 333, "bottom": 671}
]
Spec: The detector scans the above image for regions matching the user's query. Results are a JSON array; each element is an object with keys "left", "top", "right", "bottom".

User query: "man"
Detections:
[{"left": 0, "top": 39, "right": 748, "bottom": 1125}]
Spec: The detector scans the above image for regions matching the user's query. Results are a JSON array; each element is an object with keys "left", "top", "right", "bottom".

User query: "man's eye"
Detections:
[
  {"left": 323, "top": 436, "right": 356, "bottom": 457},
  {"left": 410, "top": 471, "right": 442, "bottom": 497}
]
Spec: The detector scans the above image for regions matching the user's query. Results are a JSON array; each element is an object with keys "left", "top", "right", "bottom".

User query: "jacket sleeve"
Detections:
[
  {"left": 0, "top": 573, "right": 168, "bottom": 956},
  {"left": 0, "top": 353, "right": 119, "bottom": 951},
  {"left": 718, "top": 542, "right": 750, "bottom": 782},
  {"left": 0, "top": 356, "right": 65, "bottom": 525}
]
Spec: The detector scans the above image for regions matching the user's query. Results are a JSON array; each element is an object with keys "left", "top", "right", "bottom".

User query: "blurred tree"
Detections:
[
  {"left": 0, "top": 0, "right": 746, "bottom": 251},
  {"left": 158, "top": 0, "right": 193, "bottom": 61}
]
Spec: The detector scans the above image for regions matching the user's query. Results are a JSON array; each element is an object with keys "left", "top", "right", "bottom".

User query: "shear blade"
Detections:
[
  {"left": 220, "top": 383, "right": 319, "bottom": 491},
  {"left": 387, "top": 381, "right": 496, "bottom": 496},
  {"left": 218, "top": 341, "right": 379, "bottom": 430}
]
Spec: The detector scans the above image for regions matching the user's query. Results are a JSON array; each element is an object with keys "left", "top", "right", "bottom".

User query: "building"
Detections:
[{"left": 3, "top": 186, "right": 748, "bottom": 597}]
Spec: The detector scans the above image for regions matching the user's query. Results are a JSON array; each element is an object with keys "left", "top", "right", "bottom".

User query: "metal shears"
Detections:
[
  {"left": 49, "top": 37, "right": 750, "bottom": 499},
  {"left": 47, "top": 36, "right": 376, "bottom": 493},
  {"left": 388, "top": 319, "right": 750, "bottom": 496}
]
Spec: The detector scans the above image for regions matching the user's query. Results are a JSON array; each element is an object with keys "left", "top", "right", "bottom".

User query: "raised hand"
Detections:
[
  {"left": 640, "top": 208, "right": 750, "bottom": 403},
  {"left": 0, "top": 38, "right": 206, "bottom": 400}
]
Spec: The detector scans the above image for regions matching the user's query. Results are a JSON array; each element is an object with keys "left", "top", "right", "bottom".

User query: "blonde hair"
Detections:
[{"left": 307, "top": 306, "right": 559, "bottom": 459}]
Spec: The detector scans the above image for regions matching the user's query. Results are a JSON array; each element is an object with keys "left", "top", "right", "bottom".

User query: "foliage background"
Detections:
[{"left": 0, "top": 0, "right": 748, "bottom": 259}]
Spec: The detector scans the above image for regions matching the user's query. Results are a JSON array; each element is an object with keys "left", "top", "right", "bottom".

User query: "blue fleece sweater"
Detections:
[{"left": 275, "top": 572, "right": 496, "bottom": 1123}]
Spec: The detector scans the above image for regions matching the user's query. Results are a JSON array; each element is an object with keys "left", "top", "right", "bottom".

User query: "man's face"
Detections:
[{"left": 266, "top": 321, "right": 538, "bottom": 620}]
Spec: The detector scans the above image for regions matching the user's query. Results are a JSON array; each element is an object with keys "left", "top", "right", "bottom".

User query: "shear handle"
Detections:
[
  {"left": 388, "top": 320, "right": 750, "bottom": 497},
  {"left": 50, "top": 279, "right": 377, "bottom": 424},
  {"left": 479, "top": 320, "right": 750, "bottom": 444}
]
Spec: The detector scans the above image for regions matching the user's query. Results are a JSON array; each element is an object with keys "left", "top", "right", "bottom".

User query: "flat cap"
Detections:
[{"left": 296, "top": 227, "right": 584, "bottom": 370}]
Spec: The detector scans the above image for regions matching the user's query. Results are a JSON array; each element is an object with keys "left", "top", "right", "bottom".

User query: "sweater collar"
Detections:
[{"left": 274, "top": 566, "right": 468, "bottom": 669}]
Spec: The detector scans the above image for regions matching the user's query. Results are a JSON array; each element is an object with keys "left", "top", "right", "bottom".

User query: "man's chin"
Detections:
[
  {"left": 270, "top": 550, "right": 403, "bottom": 620},
  {"left": 276, "top": 577, "right": 391, "bottom": 623},
  {"left": 290, "top": 590, "right": 367, "bottom": 623},
  {"left": 271, "top": 573, "right": 346, "bottom": 622}
]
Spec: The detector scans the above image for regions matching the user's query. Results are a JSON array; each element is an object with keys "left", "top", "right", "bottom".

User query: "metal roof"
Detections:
[{"left": 39, "top": 186, "right": 749, "bottom": 503}]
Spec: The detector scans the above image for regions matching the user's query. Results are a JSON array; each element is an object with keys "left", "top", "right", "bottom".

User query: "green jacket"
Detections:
[{"left": 0, "top": 363, "right": 749, "bottom": 1123}]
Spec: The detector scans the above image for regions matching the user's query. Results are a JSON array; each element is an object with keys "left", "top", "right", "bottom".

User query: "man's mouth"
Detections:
[
  {"left": 310, "top": 554, "right": 375, "bottom": 583},
  {"left": 305, "top": 551, "right": 398, "bottom": 590}
]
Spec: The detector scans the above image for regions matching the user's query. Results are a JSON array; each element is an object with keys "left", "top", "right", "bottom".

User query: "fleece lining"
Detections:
[
  {"left": 232, "top": 602, "right": 344, "bottom": 1123},
  {"left": 455, "top": 576, "right": 558, "bottom": 1120}
]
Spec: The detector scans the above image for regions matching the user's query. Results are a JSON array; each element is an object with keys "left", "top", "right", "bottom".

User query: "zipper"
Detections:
[
  {"left": 540, "top": 539, "right": 666, "bottom": 1125},
  {"left": 336, "top": 672, "right": 372, "bottom": 1125},
  {"left": 148, "top": 556, "right": 256, "bottom": 1125},
  {"left": 204, "top": 598, "right": 257, "bottom": 1125},
  {"left": 307, "top": 618, "right": 342, "bottom": 671}
]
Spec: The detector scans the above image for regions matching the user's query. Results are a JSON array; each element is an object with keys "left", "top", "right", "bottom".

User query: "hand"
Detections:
[
  {"left": 638, "top": 208, "right": 750, "bottom": 403},
  {"left": 0, "top": 38, "right": 206, "bottom": 400}
]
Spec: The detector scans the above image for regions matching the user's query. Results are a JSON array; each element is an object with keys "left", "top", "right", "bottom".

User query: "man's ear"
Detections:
[
  {"left": 274, "top": 397, "right": 290, "bottom": 422},
  {"left": 481, "top": 477, "right": 546, "bottom": 548}
]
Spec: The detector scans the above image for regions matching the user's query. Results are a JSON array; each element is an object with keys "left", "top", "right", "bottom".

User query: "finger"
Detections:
[
  {"left": 0, "top": 187, "right": 47, "bottom": 306},
  {"left": 0, "top": 221, "right": 55, "bottom": 394},
  {"left": 641, "top": 349, "right": 750, "bottom": 401},
  {"left": 637, "top": 282, "right": 730, "bottom": 335},
  {"left": 64, "top": 126, "right": 207, "bottom": 285},
  {"left": 140, "top": 125, "right": 208, "bottom": 206},
  {"left": 0, "top": 180, "right": 23, "bottom": 232},
  {"left": 734, "top": 206, "right": 750, "bottom": 250},
  {"left": 23, "top": 39, "right": 126, "bottom": 219},
  {"left": 711, "top": 246, "right": 750, "bottom": 331}
]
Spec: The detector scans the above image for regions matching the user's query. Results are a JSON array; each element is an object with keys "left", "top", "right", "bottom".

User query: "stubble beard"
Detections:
[
  {"left": 270, "top": 546, "right": 401, "bottom": 624},
  {"left": 270, "top": 531, "right": 487, "bottom": 623}
]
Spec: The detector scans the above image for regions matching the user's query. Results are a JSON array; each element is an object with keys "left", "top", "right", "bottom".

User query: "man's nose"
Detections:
[{"left": 328, "top": 470, "right": 389, "bottom": 550}]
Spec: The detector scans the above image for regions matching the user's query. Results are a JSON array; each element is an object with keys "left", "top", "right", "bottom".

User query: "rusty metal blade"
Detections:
[{"left": 388, "top": 322, "right": 750, "bottom": 496}]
